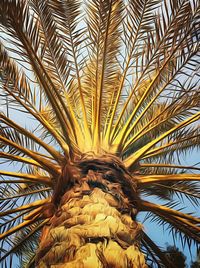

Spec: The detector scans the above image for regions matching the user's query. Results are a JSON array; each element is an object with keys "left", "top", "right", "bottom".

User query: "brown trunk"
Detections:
[{"left": 36, "top": 156, "right": 147, "bottom": 267}]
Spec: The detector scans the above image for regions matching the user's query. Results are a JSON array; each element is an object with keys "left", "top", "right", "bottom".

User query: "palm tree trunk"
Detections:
[{"left": 36, "top": 156, "right": 147, "bottom": 267}]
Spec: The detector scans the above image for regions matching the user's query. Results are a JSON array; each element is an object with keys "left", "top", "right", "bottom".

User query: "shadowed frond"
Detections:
[{"left": 141, "top": 231, "right": 176, "bottom": 268}]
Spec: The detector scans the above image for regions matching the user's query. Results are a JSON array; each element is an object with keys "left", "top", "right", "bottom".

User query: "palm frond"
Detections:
[
  {"left": 141, "top": 231, "right": 176, "bottom": 268},
  {"left": 0, "top": 220, "right": 48, "bottom": 267},
  {"left": 30, "top": 0, "right": 84, "bottom": 146},
  {"left": 0, "top": 129, "right": 60, "bottom": 176},
  {"left": 152, "top": 182, "right": 200, "bottom": 206},
  {"left": 140, "top": 200, "right": 200, "bottom": 252},
  {"left": 140, "top": 199, "right": 200, "bottom": 224},
  {"left": 142, "top": 131, "right": 200, "bottom": 163},
  {"left": 0, "top": 198, "right": 49, "bottom": 218},
  {"left": 105, "top": 0, "right": 161, "bottom": 142},
  {"left": 124, "top": 110, "right": 200, "bottom": 168},
  {"left": 138, "top": 173, "right": 200, "bottom": 184},
  {"left": 0, "top": 41, "right": 70, "bottom": 155},
  {"left": 85, "top": 0, "right": 124, "bottom": 147},
  {"left": 0, "top": 113, "right": 62, "bottom": 162},
  {"left": 0, "top": 152, "right": 42, "bottom": 167},
  {"left": 47, "top": 0, "right": 91, "bottom": 140},
  {"left": 142, "top": 211, "right": 199, "bottom": 254},
  {"left": 110, "top": 0, "right": 199, "bottom": 146},
  {"left": 0, "top": 170, "right": 51, "bottom": 185},
  {"left": 0, "top": 0, "right": 75, "bottom": 153}
]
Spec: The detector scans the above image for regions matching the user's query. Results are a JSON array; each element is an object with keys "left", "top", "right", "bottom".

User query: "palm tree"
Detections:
[
  {"left": 163, "top": 245, "right": 186, "bottom": 268},
  {"left": 0, "top": 0, "right": 199, "bottom": 267},
  {"left": 191, "top": 250, "right": 200, "bottom": 268}
]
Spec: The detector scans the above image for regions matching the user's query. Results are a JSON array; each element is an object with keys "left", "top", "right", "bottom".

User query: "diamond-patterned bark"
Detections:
[{"left": 36, "top": 167, "right": 147, "bottom": 267}]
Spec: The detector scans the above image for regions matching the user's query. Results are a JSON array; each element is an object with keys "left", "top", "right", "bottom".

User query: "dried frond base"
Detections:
[{"left": 36, "top": 167, "right": 146, "bottom": 268}]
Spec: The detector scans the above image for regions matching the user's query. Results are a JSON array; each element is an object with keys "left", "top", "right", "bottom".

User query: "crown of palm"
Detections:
[{"left": 0, "top": 0, "right": 199, "bottom": 267}]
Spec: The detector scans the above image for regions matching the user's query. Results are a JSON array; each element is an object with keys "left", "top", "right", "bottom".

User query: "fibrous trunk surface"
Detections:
[{"left": 36, "top": 156, "right": 147, "bottom": 267}]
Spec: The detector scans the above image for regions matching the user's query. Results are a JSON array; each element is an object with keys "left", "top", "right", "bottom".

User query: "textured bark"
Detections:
[{"left": 36, "top": 157, "right": 147, "bottom": 267}]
